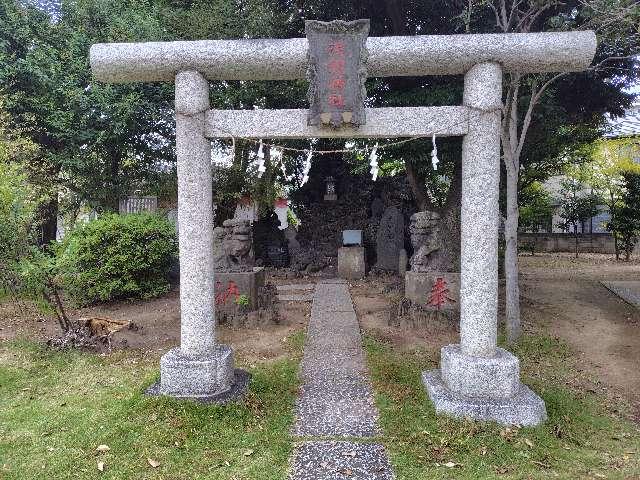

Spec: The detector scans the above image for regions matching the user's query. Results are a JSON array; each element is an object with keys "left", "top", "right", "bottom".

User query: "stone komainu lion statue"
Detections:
[
  {"left": 409, "top": 211, "right": 448, "bottom": 273},
  {"left": 213, "top": 219, "right": 255, "bottom": 272}
]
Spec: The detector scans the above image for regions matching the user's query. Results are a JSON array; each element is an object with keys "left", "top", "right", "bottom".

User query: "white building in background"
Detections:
[{"left": 540, "top": 102, "right": 640, "bottom": 234}]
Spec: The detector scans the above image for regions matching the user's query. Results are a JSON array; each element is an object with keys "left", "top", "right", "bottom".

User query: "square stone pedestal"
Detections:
[
  {"left": 405, "top": 271, "right": 460, "bottom": 311},
  {"left": 338, "top": 246, "right": 365, "bottom": 280},
  {"left": 215, "top": 267, "right": 265, "bottom": 312},
  {"left": 422, "top": 344, "right": 547, "bottom": 426},
  {"left": 146, "top": 345, "right": 250, "bottom": 403}
]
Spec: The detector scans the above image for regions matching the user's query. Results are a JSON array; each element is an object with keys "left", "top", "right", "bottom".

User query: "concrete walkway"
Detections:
[{"left": 289, "top": 279, "right": 394, "bottom": 480}]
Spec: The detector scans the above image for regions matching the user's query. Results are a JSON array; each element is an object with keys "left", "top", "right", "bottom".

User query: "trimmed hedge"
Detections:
[{"left": 58, "top": 213, "right": 178, "bottom": 304}]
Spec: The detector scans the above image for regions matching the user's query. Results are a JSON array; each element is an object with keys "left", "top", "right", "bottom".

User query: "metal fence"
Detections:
[{"left": 118, "top": 196, "right": 158, "bottom": 214}]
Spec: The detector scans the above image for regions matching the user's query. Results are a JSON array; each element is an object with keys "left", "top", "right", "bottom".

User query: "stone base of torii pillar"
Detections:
[
  {"left": 421, "top": 63, "right": 546, "bottom": 426},
  {"left": 422, "top": 346, "right": 546, "bottom": 426}
]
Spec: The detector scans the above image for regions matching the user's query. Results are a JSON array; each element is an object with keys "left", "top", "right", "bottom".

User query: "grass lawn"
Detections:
[
  {"left": 0, "top": 334, "right": 303, "bottom": 480},
  {"left": 365, "top": 333, "right": 640, "bottom": 480}
]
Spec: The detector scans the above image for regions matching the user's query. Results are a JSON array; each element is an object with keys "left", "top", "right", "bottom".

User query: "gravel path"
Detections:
[{"left": 289, "top": 279, "right": 394, "bottom": 480}]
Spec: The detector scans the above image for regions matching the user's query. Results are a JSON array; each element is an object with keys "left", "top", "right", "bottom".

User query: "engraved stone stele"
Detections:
[
  {"left": 375, "top": 206, "right": 404, "bottom": 272},
  {"left": 306, "top": 19, "right": 369, "bottom": 128},
  {"left": 90, "top": 23, "right": 596, "bottom": 422}
]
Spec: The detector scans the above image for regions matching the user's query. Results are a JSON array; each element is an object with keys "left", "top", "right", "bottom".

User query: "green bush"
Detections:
[{"left": 57, "top": 213, "right": 178, "bottom": 304}]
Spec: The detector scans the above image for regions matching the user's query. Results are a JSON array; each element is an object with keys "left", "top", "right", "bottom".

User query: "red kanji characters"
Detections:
[
  {"left": 328, "top": 94, "right": 345, "bottom": 107},
  {"left": 427, "top": 277, "right": 455, "bottom": 310},
  {"left": 215, "top": 280, "right": 240, "bottom": 305},
  {"left": 327, "top": 41, "right": 345, "bottom": 55},
  {"left": 329, "top": 77, "right": 346, "bottom": 90},
  {"left": 327, "top": 58, "right": 345, "bottom": 75}
]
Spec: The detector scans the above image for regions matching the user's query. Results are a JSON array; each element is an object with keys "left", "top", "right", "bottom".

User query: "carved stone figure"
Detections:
[
  {"left": 409, "top": 211, "right": 447, "bottom": 272},
  {"left": 214, "top": 219, "right": 255, "bottom": 272}
]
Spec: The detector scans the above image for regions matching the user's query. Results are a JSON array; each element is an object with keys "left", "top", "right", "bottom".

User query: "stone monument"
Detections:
[
  {"left": 213, "top": 219, "right": 264, "bottom": 314},
  {"left": 375, "top": 206, "right": 404, "bottom": 271},
  {"left": 405, "top": 211, "right": 460, "bottom": 312},
  {"left": 91, "top": 23, "right": 596, "bottom": 422}
]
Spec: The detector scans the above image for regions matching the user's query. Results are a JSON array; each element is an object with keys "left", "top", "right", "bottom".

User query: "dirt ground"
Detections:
[
  {"left": 0, "top": 277, "right": 313, "bottom": 364},
  {"left": 350, "top": 253, "right": 640, "bottom": 416},
  {"left": 1, "top": 254, "right": 639, "bottom": 409}
]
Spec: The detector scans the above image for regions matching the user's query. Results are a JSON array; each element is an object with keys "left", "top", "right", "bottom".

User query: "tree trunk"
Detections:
[
  {"left": 404, "top": 159, "right": 431, "bottom": 211},
  {"left": 574, "top": 225, "right": 579, "bottom": 258},
  {"left": 504, "top": 165, "right": 521, "bottom": 343},
  {"left": 38, "top": 194, "right": 59, "bottom": 247}
]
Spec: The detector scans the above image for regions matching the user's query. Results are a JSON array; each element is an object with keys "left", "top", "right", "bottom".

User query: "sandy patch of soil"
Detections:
[{"left": 0, "top": 277, "right": 311, "bottom": 364}]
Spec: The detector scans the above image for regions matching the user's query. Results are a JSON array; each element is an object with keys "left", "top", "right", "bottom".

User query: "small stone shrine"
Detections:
[{"left": 91, "top": 17, "right": 596, "bottom": 424}]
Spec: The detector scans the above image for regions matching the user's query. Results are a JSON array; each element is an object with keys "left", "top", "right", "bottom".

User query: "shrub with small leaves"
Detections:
[{"left": 57, "top": 213, "right": 178, "bottom": 304}]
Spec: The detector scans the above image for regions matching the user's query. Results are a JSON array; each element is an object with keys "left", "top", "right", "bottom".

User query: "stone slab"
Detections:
[
  {"left": 338, "top": 246, "right": 366, "bottom": 280},
  {"left": 289, "top": 441, "right": 394, "bottom": 480},
  {"left": 422, "top": 369, "right": 547, "bottom": 426},
  {"left": 276, "top": 284, "right": 316, "bottom": 291},
  {"left": 602, "top": 281, "right": 640, "bottom": 309},
  {"left": 405, "top": 271, "right": 460, "bottom": 311},
  {"left": 278, "top": 293, "right": 314, "bottom": 302},
  {"left": 294, "top": 281, "right": 380, "bottom": 437}
]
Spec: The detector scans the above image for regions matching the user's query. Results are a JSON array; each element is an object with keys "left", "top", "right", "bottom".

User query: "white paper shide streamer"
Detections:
[
  {"left": 431, "top": 133, "right": 439, "bottom": 171},
  {"left": 369, "top": 143, "right": 379, "bottom": 181},
  {"left": 256, "top": 139, "right": 266, "bottom": 178},
  {"left": 301, "top": 148, "right": 312, "bottom": 185}
]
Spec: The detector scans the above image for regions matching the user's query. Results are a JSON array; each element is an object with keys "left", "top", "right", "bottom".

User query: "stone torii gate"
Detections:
[{"left": 90, "top": 28, "right": 595, "bottom": 425}]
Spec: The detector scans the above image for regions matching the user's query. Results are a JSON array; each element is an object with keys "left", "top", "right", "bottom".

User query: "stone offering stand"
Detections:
[{"left": 90, "top": 28, "right": 596, "bottom": 424}]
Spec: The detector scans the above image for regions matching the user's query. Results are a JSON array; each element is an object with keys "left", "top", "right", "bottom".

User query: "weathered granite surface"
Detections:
[
  {"left": 206, "top": 106, "right": 469, "bottom": 139},
  {"left": 290, "top": 441, "right": 394, "bottom": 480},
  {"left": 174, "top": 70, "right": 215, "bottom": 356},
  {"left": 91, "top": 31, "right": 596, "bottom": 83},
  {"left": 422, "top": 370, "right": 547, "bottom": 427},
  {"left": 338, "top": 246, "right": 366, "bottom": 280},
  {"left": 460, "top": 62, "right": 502, "bottom": 358}
]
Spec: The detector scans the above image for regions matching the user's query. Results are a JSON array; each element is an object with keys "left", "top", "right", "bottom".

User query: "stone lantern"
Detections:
[{"left": 324, "top": 176, "right": 337, "bottom": 202}]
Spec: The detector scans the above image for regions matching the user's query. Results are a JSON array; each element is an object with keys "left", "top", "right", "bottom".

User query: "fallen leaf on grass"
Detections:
[
  {"left": 147, "top": 458, "right": 161, "bottom": 468},
  {"left": 243, "top": 449, "right": 254, "bottom": 457},
  {"left": 97, "top": 461, "right": 105, "bottom": 472},
  {"left": 443, "top": 461, "right": 461, "bottom": 468},
  {"left": 524, "top": 438, "right": 534, "bottom": 448}
]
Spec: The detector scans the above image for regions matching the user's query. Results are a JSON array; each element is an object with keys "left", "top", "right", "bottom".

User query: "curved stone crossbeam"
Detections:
[{"left": 90, "top": 31, "right": 596, "bottom": 83}]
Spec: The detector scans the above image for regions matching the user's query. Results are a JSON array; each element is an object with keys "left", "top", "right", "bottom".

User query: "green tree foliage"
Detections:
[
  {"left": 0, "top": 161, "right": 37, "bottom": 287},
  {"left": 608, "top": 173, "right": 640, "bottom": 261},
  {"left": 557, "top": 179, "right": 601, "bottom": 257},
  {"left": 519, "top": 182, "right": 554, "bottom": 233},
  {"left": 57, "top": 213, "right": 178, "bottom": 304},
  {"left": 0, "top": 0, "right": 175, "bottom": 242}
]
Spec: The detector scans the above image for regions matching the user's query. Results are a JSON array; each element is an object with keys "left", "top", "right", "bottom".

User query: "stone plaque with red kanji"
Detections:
[{"left": 305, "top": 19, "right": 369, "bottom": 128}]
